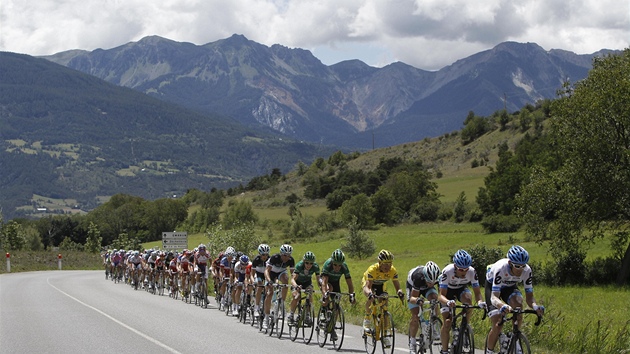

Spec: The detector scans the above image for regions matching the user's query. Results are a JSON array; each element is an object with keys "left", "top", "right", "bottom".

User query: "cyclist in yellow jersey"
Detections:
[{"left": 362, "top": 249, "right": 405, "bottom": 346}]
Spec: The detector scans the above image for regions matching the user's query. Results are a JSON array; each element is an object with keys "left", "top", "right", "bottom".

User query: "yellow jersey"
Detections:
[{"left": 362, "top": 263, "right": 399, "bottom": 288}]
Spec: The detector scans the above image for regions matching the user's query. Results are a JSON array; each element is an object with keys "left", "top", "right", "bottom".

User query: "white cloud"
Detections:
[{"left": 0, "top": 0, "right": 627, "bottom": 70}]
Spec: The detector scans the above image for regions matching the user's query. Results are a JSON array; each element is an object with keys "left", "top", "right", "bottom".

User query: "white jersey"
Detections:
[
  {"left": 486, "top": 258, "right": 533, "bottom": 294},
  {"left": 438, "top": 264, "right": 479, "bottom": 290}
]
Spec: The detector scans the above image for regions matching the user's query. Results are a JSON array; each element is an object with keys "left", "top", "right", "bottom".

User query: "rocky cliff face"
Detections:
[{"left": 44, "top": 35, "right": 616, "bottom": 148}]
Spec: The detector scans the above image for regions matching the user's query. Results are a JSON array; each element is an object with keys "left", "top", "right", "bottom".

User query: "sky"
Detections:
[{"left": 0, "top": 0, "right": 628, "bottom": 71}]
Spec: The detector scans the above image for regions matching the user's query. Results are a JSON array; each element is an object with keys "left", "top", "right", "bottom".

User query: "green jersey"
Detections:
[
  {"left": 293, "top": 260, "right": 320, "bottom": 284},
  {"left": 321, "top": 258, "right": 352, "bottom": 282}
]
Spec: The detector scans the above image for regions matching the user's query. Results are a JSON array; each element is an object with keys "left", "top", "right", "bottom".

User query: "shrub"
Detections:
[
  {"left": 467, "top": 244, "right": 503, "bottom": 285},
  {"left": 481, "top": 214, "right": 521, "bottom": 233},
  {"left": 341, "top": 218, "right": 375, "bottom": 260}
]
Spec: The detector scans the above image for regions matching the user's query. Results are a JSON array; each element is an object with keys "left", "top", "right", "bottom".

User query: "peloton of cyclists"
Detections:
[
  {"left": 362, "top": 249, "right": 405, "bottom": 348},
  {"left": 406, "top": 260, "right": 442, "bottom": 354},
  {"left": 438, "top": 249, "right": 486, "bottom": 354},
  {"left": 484, "top": 245, "right": 544, "bottom": 354},
  {"left": 288, "top": 251, "right": 322, "bottom": 325}
]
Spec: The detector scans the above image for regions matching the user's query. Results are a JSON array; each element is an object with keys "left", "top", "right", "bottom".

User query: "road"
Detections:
[{"left": 1, "top": 271, "right": 408, "bottom": 353}]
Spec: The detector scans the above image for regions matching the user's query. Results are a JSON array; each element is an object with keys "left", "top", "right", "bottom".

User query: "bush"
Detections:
[
  {"left": 481, "top": 214, "right": 521, "bottom": 233},
  {"left": 467, "top": 244, "right": 503, "bottom": 285},
  {"left": 341, "top": 218, "right": 376, "bottom": 260}
]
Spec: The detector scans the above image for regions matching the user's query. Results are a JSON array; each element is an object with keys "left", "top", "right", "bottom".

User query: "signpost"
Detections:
[{"left": 162, "top": 231, "right": 188, "bottom": 250}]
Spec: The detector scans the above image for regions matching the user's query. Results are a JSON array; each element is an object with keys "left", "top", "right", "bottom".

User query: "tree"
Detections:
[
  {"left": 339, "top": 193, "right": 375, "bottom": 229},
  {"left": 518, "top": 49, "right": 630, "bottom": 285},
  {"left": 206, "top": 222, "right": 260, "bottom": 257},
  {"left": 453, "top": 192, "right": 468, "bottom": 223},
  {"left": 84, "top": 222, "right": 102, "bottom": 253},
  {"left": 341, "top": 217, "right": 376, "bottom": 259},
  {"left": 222, "top": 199, "right": 258, "bottom": 229}
]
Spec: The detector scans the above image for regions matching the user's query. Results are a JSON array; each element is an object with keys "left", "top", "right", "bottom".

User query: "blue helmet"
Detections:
[
  {"left": 507, "top": 245, "right": 529, "bottom": 265},
  {"left": 240, "top": 255, "right": 250, "bottom": 264},
  {"left": 453, "top": 250, "right": 472, "bottom": 268}
]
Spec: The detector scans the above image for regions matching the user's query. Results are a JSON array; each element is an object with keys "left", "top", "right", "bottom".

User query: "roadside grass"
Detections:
[{"left": 0, "top": 250, "right": 102, "bottom": 273}]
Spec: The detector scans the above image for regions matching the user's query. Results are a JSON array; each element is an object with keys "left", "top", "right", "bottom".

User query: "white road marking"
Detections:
[{"left": 47, "top": 277, "right": 182, "bottom": 354}]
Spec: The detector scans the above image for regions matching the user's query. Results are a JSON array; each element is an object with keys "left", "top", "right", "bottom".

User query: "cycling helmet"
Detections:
[
  {"left": 225, "top": 246, "right": 235, "bottom": 256},
  {"left": 378, "top": 249, "right": 394, "bottom": 263},
  {"left": 453, "top": 250, "right": 472, "bottom": 268},
  {"left": 258, "top": 244, "right": 270, "bottom": 255},
  {"left": 507, "top": 245, "right": 529, "bottom": 265},
  {"left": 423, "top": 261, "right": 441, "bottom": 283},
  {"left": 133, "top": 251, "right": 140, "bottom": 256},
  {"left": 303, "top": 251, "right": 316, "bottom": 262},
  {"left": 240, "top": 255, "right": 250, "bottom": 264},
  {"left": 331, "top": 249, "right": 345, "bottom": 263},
  {"left": 198, "top": 244, "right": 206, "bottom": 250},
  {"left": 280, "top": 244, "right": 293, "bottom": 255}
]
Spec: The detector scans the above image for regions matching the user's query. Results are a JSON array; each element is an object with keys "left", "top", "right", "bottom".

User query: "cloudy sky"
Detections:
[{"left": 1, "top": 0, "right": 627, "bottom": 71}]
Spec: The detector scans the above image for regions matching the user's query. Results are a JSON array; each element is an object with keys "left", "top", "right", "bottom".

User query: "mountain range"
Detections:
[
  {"left": 0, "top": 36, "right": 619, "bottom": 220},
  {"left": 44, "top": 34, "right": 618, "bottom": 148}
]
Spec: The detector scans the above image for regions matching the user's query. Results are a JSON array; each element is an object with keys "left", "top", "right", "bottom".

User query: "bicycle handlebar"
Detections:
[
  {"left": 452, "top": 303, "right": 488, "bottom": 321},
  {"left": 499, "top": 308, "right": 542, "bottom": 326}
]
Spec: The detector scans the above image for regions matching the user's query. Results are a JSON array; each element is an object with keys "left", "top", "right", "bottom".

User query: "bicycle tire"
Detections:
[
  {"left": 332, "top": 304, "right": 345, "bottom": 351},
  {"left": 460, "top": 324, "right": 474, "bottom": 354},
  {"left": 363, "top": 316, "right": 377, "bottom": 354},
  {"left": 301, "top": 300, "right": 315, "bottom": 344},
  {"left": 509, "top": 332, "right": 531, "bottom": 354},
  {"left": 276, "top": 298, "right": 285, "bottom": 339},
  {"left": 289, "top": 301, "right": 301, "bottom": 342},
  {"left": 428, "top": 317, "right": 443, "bottom": 354},
  {"left": 381, "top": 311, "right": 395, "bottom": 354},
  {"left": 316, "top": 307, "right": 328, "bottom": 347}
]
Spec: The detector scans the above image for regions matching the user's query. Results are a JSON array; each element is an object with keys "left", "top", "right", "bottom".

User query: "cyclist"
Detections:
[
  {"left": 178, "top": 250, "right": 193, "bottom": 297},
  {"left": 263, "top": 244, "right": 295, "bottom": 330},
  {"left": 320, "top": 249, "right": 356, "bottom": 341},
  {"left": 194, "top": 244, "right": 212, "bottom": 301},
  {"left": 288, "top": 251, "right": 322, "bottom": 325},
  {"left": 168, "top": 251, "right": 179, "bottom": 295},
  {"left": 484, "top": 245, "right": 544, "bottom": 354},
  {"left": 233, "top": 254, "right": 253, "bottom": 316},
  {"left": 111, "top": 250, "right": 123, "bottom": 280},
  {"left": 219, "top": 247, "right": 236, "bottom": 308},
  {"left": 211, "top": 251, "right": 224, "bottom": 295},
  {"left": 128, "top": 250, "right": 143, "bottom": 286},
  {"left": 438, "top": 249, "right": 486, "bottom": 354},
  {"left": 252, "top": 244, "right": 270, "bottom": 314},
  {"left": 362, "top": 249, "right": 404, "bottom": 348},
  {"left": 406, "top": 261, "right": 442, "bottom": 354}
]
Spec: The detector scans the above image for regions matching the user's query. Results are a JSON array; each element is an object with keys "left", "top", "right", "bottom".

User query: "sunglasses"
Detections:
[
  {"left": 455, "top": 266, "right": 469, "bottom": 272},
  {"left": 332, "top": 263, "right": 343, "bottom": 267},
  {"left": 511, "top": 263, "right": 526, "bottom": 269},
  {"left": 304, "top": 262, "right": 313, "bottom": 265}
]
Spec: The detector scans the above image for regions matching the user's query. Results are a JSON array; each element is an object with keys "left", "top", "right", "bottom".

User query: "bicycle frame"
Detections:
[
  {"left": 449, "top": 304, "right": 487, "bottom": 354},
  {"left": 412, "top": 298, "right": 442, "bottom": 354},
  {"left": 363, "top": 292, "right": 396, "bottom": 354},
  {"left": 488, "top": 308, "right": 541, "bottom": 354},
  {"left": 317, "top": 291, "right": 350, "bottom": 351}
]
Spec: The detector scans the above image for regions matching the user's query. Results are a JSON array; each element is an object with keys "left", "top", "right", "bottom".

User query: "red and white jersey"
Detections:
[{"left": 195, "top": 250, "right": 211, "bottom": 265}]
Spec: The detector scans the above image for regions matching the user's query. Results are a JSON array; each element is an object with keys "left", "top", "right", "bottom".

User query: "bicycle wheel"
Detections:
[
  {"left": 363, "top": 315, "right": 377, "bottom": 354},
  {"left": 316, "top": 307, "right": 328, "bottom": 347},
  {"left": 381, "top": 312, "right": 395, "bottom": 354},
  {"left": 275, "top": 298, "right": 285, "bottom": 339},
  {"left": 289, "top": 302, "right": 301, "bottom": 342},
  {"left": 331, "top": 304, "right": 345, "bottom": 351},
  {"left": 301, "top": 300, "right": 315, "bottom": 344},
  {"left": 509, "top": 332, "right": 531, "bottom": 354},
  {"left": 458, "top": 324, "right": 474, "bottom": 354},
  {"left": 428, "top": 317, "right": 443, "bottom": 354}
]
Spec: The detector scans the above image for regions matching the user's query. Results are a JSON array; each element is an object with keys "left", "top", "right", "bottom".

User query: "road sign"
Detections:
[{"left": 162, "top": 232, "right": 188, "bottom": 250}]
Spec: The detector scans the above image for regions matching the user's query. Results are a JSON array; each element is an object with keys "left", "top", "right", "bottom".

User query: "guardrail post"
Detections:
[
  {"left": 6, "top": 253, "right": 10, "bottom": 273},
  {"left": 58, "top": 253, "right": 62, "bottom": 270}
]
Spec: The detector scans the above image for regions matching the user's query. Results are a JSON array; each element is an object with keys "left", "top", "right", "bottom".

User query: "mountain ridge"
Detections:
[{"left": 43, "top": 35, "right": 619, "bottom": 148}]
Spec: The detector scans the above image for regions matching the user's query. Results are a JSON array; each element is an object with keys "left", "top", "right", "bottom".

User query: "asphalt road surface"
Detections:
[{"left": 1, "top": 270, "right": 429, "bottom": 354}]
